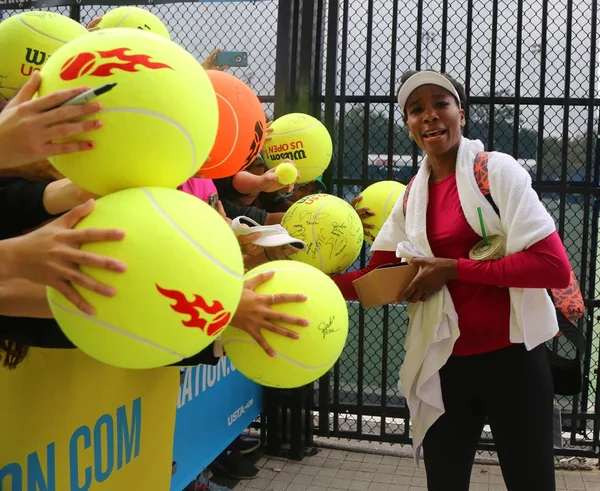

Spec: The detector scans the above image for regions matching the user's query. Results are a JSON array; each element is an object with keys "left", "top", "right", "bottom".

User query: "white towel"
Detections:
[
  {"left": 395, "top": 242, "right": 459, "bottom": 463},
  {"left": 454, "top": 138, "right": 558, "bottom": 348},
  {"left": 372, "top": 137, "right": 560, "bottom": 463}
]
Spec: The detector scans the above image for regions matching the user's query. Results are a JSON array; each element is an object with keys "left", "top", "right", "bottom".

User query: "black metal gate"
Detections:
[{"left": 299, "top": 0, "right": 600, "bottom": 458}]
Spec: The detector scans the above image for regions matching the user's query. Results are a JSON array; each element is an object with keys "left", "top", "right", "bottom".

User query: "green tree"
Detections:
[{"left": 333, "top": 106, "right": 413, "bottom": 180}]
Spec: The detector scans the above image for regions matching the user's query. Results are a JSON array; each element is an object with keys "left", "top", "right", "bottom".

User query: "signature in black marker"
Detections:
[{"left": 317, "top": 316, "right": 339, "bottom": 339}]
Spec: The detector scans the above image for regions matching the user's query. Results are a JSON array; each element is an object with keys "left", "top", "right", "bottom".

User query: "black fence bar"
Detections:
[
  {"left": 487, "top": 0, "right": 499, "bottom": 150},
  {"left": 579, "top": 0, "right": 598, "bottom": 417},
  {"left": 463, "top": 0, "right": 474, "bottom": 135},
  {"left": 512, "top": 0, "right": 524, "bottom": 158},
  {"left": 440, "top": 0, "right": 448, "bottom": 74},
  {"left": 319, "top": 0, "right": 340, "bottom": 439}
]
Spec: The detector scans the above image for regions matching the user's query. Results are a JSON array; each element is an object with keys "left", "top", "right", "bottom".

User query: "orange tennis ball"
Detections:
[{"left": 195, "top": 71, "right": 266, "bottom": 179}]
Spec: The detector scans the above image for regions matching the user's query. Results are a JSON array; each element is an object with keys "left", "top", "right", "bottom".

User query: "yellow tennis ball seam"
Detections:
[
  {"left": 142, "top": 189, "right": 243, "bottom": 279},
  {"left": 47, "top": 298, "right": 188, "bottom": 359},
  {"left": 307, "top": 199, "right": 331, "bottom": 272},
  {"left": 18, "top": 14, "right": 75, "bottom": 44},
  {"left": 82, "top": 107, "right": 199, "bottom": 178},
  {"left": 267, "top": 119, "right": 321, "bottom": 138},
  {"left": 221, "top": 337, "right": 343, "bottom": 369},
  {"left": 113, "top": 8, "right": 136, "bottom": 27}
]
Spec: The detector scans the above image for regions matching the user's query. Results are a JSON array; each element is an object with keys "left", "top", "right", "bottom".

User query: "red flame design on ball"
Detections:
[
  {"left": 156, "top": 284, "right": 231, "bottom": 336},
  {"left": 60, "top": 48, "right": 173, "bottom": 80}
]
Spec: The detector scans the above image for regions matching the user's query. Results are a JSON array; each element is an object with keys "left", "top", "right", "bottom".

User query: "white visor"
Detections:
[
  {"left": 397, "top": 72, "right": 462, "bottom": 113},
  {"left": 231, "top": 216, "right": 307, "bottom": 250}
]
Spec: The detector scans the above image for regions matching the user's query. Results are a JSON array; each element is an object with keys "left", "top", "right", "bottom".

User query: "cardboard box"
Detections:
[{"left": 352, "top": 262, "right": 419, "bottom": 309}]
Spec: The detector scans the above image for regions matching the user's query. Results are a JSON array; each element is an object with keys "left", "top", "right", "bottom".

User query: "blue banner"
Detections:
[{"left": 171, "top": 357, "right": 263, "bottom": 491}]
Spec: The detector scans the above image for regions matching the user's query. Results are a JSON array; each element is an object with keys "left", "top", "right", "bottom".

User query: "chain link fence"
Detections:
[
  {"left": 1, "top": 1, "right": 279, "bottom": 117},
  {"left": 318, "top": 0, "right": 600, "bottom": 458}
]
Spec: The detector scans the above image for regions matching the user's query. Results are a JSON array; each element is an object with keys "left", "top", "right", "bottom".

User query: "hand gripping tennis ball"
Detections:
[
  {"left": 95, "top": 7, "right": 171, "bottom": 40},
  {"left": 262, "top": 113, "right": 333, "bottom": 184},
  {"left": 195, "top": 71, "right": 266, "bottom": 179},
  {"left": 281, "top": 194, "right": 363, "bottom": 274},
  {"left": 220, "top": 260, "right": 349, "bottom": 388},
  {"left": 0, "top": 12, "right": 87, "bottom": 100},
  {"left": 38, "top": 29, "right": 218, "bottom": 196},
  {"left": 47, "top": 187, "right": 244, "bottom": 369},
  {"left": 274, "top": 162, "right": 298, "bottom": 185},
  {"left": 357, "top": 181, "right": 406, "bottom": 244}
]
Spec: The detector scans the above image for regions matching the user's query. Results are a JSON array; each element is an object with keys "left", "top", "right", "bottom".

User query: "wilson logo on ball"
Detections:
[
  {"left": 156, "top": 284, "right": 231, "bottom": 336},
  {"left": 60, "top": 47, "right": 173, "bottom": 81}
]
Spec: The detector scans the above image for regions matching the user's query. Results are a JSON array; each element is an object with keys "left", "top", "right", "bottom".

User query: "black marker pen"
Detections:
[{"left": 60, "top": 82, "right": 117, "bottom": 107}]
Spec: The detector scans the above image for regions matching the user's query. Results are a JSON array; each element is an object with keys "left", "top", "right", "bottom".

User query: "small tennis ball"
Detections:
[
  {"left": 38, "top": 29, "right": 218, "bottom": 196},
  {"left": 274, "top": 162, "right": 298, "bottom": 185},
  {"left": 220, "top": 260, "right": 349, "bottom": 388},
  {"left": 0, "top": 12, "right": 88, "bottom": 100},
  {"left": 281, "top": 194, "right": 363, "bottom": 274},
  {"left": 47, "top": 187, "right": 244, "bottom": 369},
  {"left": 358, "top": 181, "right": 406, "bottom": 244},
  {"left": 96, "top": 7, "right": 171, "bottom": 40}
]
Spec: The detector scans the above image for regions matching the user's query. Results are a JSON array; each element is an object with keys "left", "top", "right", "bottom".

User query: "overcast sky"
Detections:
[{"left": 75, "top": 0, "right": 598, "bottom": 137}]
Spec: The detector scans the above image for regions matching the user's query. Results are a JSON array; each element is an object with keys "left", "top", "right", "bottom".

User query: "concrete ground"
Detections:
[{"left": 231, "top": 447, "right": 600, "bottom": 491}]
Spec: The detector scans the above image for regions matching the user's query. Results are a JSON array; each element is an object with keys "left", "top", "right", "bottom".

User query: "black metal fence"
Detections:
[
  {"left": 312, "top": 0, "right": 600, "bottom": 459},
  {"left": 2, "top": 0, "right": 599, "bottom": 459}
]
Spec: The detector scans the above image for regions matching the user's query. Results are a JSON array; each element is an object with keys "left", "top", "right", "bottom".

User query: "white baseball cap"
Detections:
[{"left": 397, "top": 71, "right": 462, "bottom": 112}]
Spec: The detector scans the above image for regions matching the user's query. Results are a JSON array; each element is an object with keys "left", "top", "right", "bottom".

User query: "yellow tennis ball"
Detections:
[
  {"left": 281, "top": 194, "right": 363, "bottom": 274},
  {"left": 220, "top": 260, "right": 349, "bottom": 388},
  {"left": 38, "top": 29, "right": 218, "bottom": 196},
  {"left": 95, "top": 7, "right": 171, "bottom": 40},
  {"left": 262, "top": 113, "right": 333, "bottom": 184},
  {"left": 358, "top": 181, "right": 406, "bottom": 244},
  {"left": 47, "top": 187, "right": 244, "bottom": 369},
  {"left": 0, "top": 12, "right": 87, "bottom": 100},
  {"left": 274, "top": 162, "right": 298, "bottom": 185}
]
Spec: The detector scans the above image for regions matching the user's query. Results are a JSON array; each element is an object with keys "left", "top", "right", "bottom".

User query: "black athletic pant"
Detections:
[{"left": 422, "top": 344, "right": 555, "bottom": 491}]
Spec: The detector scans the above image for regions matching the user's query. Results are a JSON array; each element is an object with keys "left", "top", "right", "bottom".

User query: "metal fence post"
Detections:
[{"left": 265, "top": 0, "right": 327, "bottom": 462}]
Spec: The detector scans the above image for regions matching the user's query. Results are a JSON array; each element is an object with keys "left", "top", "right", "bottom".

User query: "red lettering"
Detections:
[
  {"left": 303, "top": 195, "right": 321, "bottom": 206},
  {"left": 20, "top": 64, "right": 40, "bottom": 77}
]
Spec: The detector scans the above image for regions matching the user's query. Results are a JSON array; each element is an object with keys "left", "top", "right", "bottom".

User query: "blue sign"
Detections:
[{"left": 170, "top": 357, "right": 263, "bottom": 491}]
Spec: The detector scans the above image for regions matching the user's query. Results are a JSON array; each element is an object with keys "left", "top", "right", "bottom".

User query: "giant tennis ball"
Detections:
[
  {"left": 95, "top": 7, "right": 170, "bottom": 40},
  {"left": 357, "top": 181, "right": 406, "bottom": 244},
  {"left": 194, "top": 71, "right": 266, "bottom": 179},
  {"left": 0, "top": 12, "right": 87, "bottom": 100},
  {"left": 47, "top": 187, "right": 244, "bottom": 369},
  {"left": 281, "top": 194, "right": 363, "bottom": 274},
  {"left": 38, "top": 28, "right": 218, "bottom": 196},
  {"left": 262, "top": 113, "right": 333, "bottom": 184},
  {"left": 221, "top": 260, "right": 349, "bottom": 388}
]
